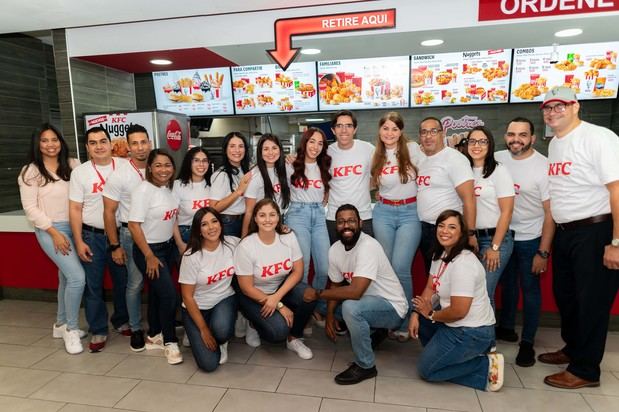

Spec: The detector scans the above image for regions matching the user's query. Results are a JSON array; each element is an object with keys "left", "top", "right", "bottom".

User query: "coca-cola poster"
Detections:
[
  {"left": 165, "top": 119, "right": 183, "bottom": 151},
  {"left": 441, "top": 115, "right": 485, "bottom": 148}
]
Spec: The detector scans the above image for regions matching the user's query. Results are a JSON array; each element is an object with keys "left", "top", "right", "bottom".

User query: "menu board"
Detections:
[
  {"left": 152, "top": 67, "right": 234, "bottom": 116},
  {"left": 231, "top": 62, "right": 318, "bottom": 114},
  {"left": 317, "top": 56, "right": 409, "bottom": 111},
  {"left": 510, "top": 42, "right": 619, "bottom": 103},
  {"left": 410, "top": 49, "right": 512, "bottom": 107}
]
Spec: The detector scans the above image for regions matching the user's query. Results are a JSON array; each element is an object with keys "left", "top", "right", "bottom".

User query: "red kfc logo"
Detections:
[
  {"left": 474, "top": 185, "right": 482, "bottom": 197},
  {"left": 273, "top": 183, "right": 281, "bottom": 193},
  {"left": 91, "top": 182, "right": 104, "bottom": 193},
  {"left": 417, "top": 175, "right": 431, "bottom": 186},
  {"left": 333, "top": 165, "right": 363, "bottom": 177},
  {"left": 261, "top": 258, "right": 292, "bottom": 277},
  {"left": 163, "top": 208, "right": 179, "bottom": 221},
  {"left": 514, "top": 183, "right": 520, "bottom": 195},
  {"left": 548, "top": 162, "right": 572, "bottom": 176},
  {"left": 381, "top": 166, "right": 399, "bottom": 175},
  {"left": 206, "top": 266, "right": 235, "bottom": 285},
  {"left": 166, "top": 120, "right": 183, "bottom": 151},
  {"left": 293, "top": 179, "right": 322, "bottom": 189},
  {"left": 192, "top": 199, "right": 209, "bottom": 209}
]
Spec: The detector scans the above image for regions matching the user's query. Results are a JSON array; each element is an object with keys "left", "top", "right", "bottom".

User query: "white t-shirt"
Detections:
[
  {"left": 172, "top": 180, "right": 210, "bottom": 226},
  {"left": 69, "top": 157, "right": 128, "bottom": 229},
  {"left": 328, "top": 233, "right": 408, "bottom": 318},
  {"left": 129, "top": 181, "right": 179, "bottom": 243},
  {"left": 179, "top": 236, "right": 239, "bottom": 310},
  {"left": 102, "top": 159, "right": 145, "bottom": 224},
  {"left": 548, "top": 121, "right": 619, "bottom": 223},
  {"left": 473, "top": 164, "right": 515, "bottom": 230},
  {"left": 234, "top": 232, "right": 303, "bottom": 294},
  {"left": 378, "top": 142, "right": 423, "bottom": 200},
  {"left": 430, "top": 250, "right": 495, "bottom": 328},
  {"left": 495, "top": 150, "right": 550, "bottom": 240},
  {"left": 245, "top": 167, "right": 283, "bottom": 209},
  {"left": 286, "top": 162, "right": 325, "bottom": 204},
  {"left": 209, "top": 168, "right": 246, "bottom": 215},
  {"left": 327, "top": 140, "right": 375, "bottom": 220},
  {"left": 416, "top": 147, "right": 474, "bottom": 224}
]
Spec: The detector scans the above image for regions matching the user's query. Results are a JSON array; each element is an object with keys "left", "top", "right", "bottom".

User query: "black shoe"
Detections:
[
  {"left": 335, "top": 321, "right": 348, "bottom": 336},
  {"left": 130, "top": 330, "right": 146, "bottom": 352},
  {"left": 334, "top": 363, "right": 377, "bottom": 385},
  {"left": 495, "top": 326, "right": 518, "bottom": 342},
  {"left": 516, "top": 341, "right": 536, "bottom": 367},
  {"left": 371, "top": 328, "right": 389, "bottom": 350}
]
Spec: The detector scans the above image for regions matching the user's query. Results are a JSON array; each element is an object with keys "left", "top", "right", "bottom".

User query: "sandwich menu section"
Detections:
[
  {"left": 510, "top": 42, "right": 619, "bottom": 103},
  {"left": 410, "top": 49, "right": 512, "bottom": 107},
  {"left": 317, "top": 56, "right": 409, "bottom": 111},
  {"left": 231, "top": 62, "right": 318, "bottom": 114}
]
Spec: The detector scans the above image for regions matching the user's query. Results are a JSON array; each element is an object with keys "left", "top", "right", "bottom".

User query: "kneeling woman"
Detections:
[
  {"left": 409, "top": 209, "right": 504, "bottom": 392},
  {"left": 234, "top": 198, "right": 317, "bottom": 359},
  {"left": 180, "top": 207, "right": 238, "bottom": 372}
]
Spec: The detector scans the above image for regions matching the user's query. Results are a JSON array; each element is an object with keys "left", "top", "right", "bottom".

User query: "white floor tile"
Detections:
[
  {"left": 277, "top": 368, "right": 375, "bottom": 402},
  {"left": 477, "top": 386, "right": 593, "bottom": 412},
  {"left": 187, "top": 363, "right": 286, "bottom": 392},
  {"left": 0, "top": 343, "right": 57, "bottom": 367},
  {"left": 0, "top": 394, "right": 64, "bottom": 412},
  {"left": 0, "top": 366, "right": 60, "bottom": 397},
  {"left": 319, "top": 398, "right": 425, "bottom": 412},
  {"left": 214, "top": 388, "right": 321, "bottom": 412}
]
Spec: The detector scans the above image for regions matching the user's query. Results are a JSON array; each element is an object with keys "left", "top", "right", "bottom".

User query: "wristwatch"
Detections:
[
  {"left": 611, "top": 239, "right": 619, "bottom": 248},
  {"left": 536, "top": 250, "right": 551, "bottom": 259},
  {"left": 276, "top": 302, "right": 284, "bottom": 311},
  {"left": 428, "top": 310, "right": 436, "bottom": 323},
  {"left": 107, "top": 244, "right": 121, "bottom": 252},
  {"left": 491, "top": 244, "right": 500, "bottom": 252}
]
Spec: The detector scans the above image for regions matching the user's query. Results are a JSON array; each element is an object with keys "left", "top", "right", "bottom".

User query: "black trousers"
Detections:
[
  {"left": 552, "top": 219, "right": 619, "bottom": 382},
  {"left": 419, "top": 222, "right": 436, "bottom": 276},
  {"left": 326, "top": 218, "right": 374, "bottom": 245}
]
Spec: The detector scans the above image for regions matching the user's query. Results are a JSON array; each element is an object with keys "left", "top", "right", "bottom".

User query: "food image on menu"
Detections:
[
  {"left": 482, "top": 64, "right": 509, "bottom": 81},
  {"left": 257, "top": 94, "right": 274, "bottom": 106},
  {"left": 256, "top": 76, "right": 273, "bottom": 88},
  {"left": 462, "top": 64, "right": 482, "bottom": 74},
  {"left": 590, "top": 57, "right": 616, "bottom": 69},
  {"left": 278, "top": 97, "right": 294, "bottom": 111},
  {"left": 319, "top": 74, "right": 362, "bottom": 105},
  {"left": 436, "top": 71, "right": 456, "bottom": 85},
  {"left": 275, "top": 73, "right": 293, "bottom": 88},
  {"left": 555, "top": 60, "right": 578, "bottom": 71},
  {"left": 297, "top": 83, "right": 316, "bottom": 98},
  {"left": 413, "top": 90, "right": 435, "bottom": 105},
  {"left": 512, "top": 83, "right": 542, "bottom": 100}
]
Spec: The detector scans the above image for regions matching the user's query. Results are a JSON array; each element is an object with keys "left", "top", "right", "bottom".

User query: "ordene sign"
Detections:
[{"left": 479, "top": 0, "right": 619, "bottom": 21}]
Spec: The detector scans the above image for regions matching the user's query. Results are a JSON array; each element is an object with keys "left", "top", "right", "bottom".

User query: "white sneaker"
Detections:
[
  {"left": 182, "top": 333, "right": 191, "bottom": 348},
  {"left": 164, "top": 342, "right": 183, "bottom": 365},
  {"left": 487, "top": 353, "right": 505, "bottom": 392},
  {"left": 235, "top": 312, "right": 247, "bottom": 338},
  {"left": 287, "top": 338, "right": 313, "bottom": 360},
  {"left": 145, "top": 332, "right": 164, "bottom": 350},
  {"left": 219, "top": 342, "right": 229, "bottom": 365},
  {"left": 53, "top": 323, "right": 87, "bottom": 339},
  {"left": 62, "top": 329, "right": 83, "bottom": 355},
  {"left": 245, "top": 324, "right": 261, "bottom": 348}
]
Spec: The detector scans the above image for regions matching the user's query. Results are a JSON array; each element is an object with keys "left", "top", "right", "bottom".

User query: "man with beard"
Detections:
[
  {"left": 307, "top": 204, "right": 408, "bottom": 384},
  {"left": 103, "top": 124, "right": 152, "bottom": 352},
  {"left": 493, "top": 117, "right": 554, "bottom": 367}
]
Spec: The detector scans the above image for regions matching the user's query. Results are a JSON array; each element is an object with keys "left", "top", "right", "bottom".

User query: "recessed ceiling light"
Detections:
[
  {"left": 305, "top": 118, "right": 325, "bottom": 122},
  {"left": 150, "top": 59, "right": 172, "bottom": 65},
  {"left": 555, "top": 28, "right": 582, "bottom": 38},
  {"left": 300, "top": 48, "right": 321, "bottom": 55},
  {"left": 421, "top": 39, "right": 444, "bottom": 47}
]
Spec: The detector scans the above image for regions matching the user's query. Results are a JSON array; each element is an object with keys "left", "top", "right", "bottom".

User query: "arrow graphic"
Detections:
[{"left": 267, "top": 9, "right": 396, "bottom": 70}]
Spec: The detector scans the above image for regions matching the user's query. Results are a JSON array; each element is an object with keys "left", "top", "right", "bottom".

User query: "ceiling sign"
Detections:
[
  {"left": 267, "top": 9, "right": 396, "bottom": 70},
  {"left": 479, "top": 0, "right": 619, "bottom": 21}
]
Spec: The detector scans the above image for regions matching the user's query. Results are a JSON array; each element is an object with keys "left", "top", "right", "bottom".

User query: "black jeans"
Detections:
[
  {"left": 419, "top": 222, "right": 436, "bottom": 276},
  {"left": 326, "top": 218, "right": 374, "bottom": 245},
  {"left": 552, "top": 219, "right": 619, "bottom": 382}
]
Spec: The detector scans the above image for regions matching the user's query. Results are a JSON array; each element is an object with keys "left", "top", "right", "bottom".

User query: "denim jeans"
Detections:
[
  {"left": 81, "top": 229, "right": 129, "bottom": 335},
  {"left": 221, "top": 215, "right": 243, "bottom": 238},
  {"left": 417, "top": 316, "right": 494, "bottom": 390},
  {"left": 419, "top": 222, "right": 436, "bottom": 275},
  {"left": 339, "top": 295, "right": 403, "bottom": 369},
  {"left": 178, "top": 225, "right": 191, "bottom": 243},
  {"left": 372, "top": 201, "right": 421, "bottom": 331},
  {"left": 498, "top": 237, "right": 542, "bottom": 344},
  {"left": 182, "top": 294, "right": 237, "bottom": 372},
  {"left": 238, "top": 282, "right": 316, "bottom": 342},
  {"left": 119, "top": 227, "right": 144, "bottom": 332},
  {"left": 477, "top": 231, "right": 514, "bottom": 310},
  {"left": 133, "top": 240, "right": 178, "bottom": 343},
  {"left": 35, "top": 222, "right": 85, "bottom": 331}
]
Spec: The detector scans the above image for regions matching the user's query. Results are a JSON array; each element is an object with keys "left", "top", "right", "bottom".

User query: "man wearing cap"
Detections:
[{"left": 537, "top": 86, "right": 619, "bottom": 389}]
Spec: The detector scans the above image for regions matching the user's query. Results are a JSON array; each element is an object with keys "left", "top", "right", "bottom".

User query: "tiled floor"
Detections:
[{"left": 1, "top": 299, "right": 619, "bottom": 412}]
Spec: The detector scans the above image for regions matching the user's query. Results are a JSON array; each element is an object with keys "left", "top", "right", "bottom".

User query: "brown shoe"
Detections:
[
  {"left": 537, "top": 350, "right": 570, "bottom": 365},
  {"left": 544, "top": 371, "right": 599, "bottom": 389}
]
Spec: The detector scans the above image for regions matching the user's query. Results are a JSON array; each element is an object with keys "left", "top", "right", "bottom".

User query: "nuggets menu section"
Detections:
[
  {"left": 231, "top": 63, "right": 318, "bottom": 114},
  {"left": 152, "top": 68, "right": 234, "bottom": 115},
  {"left": 410, "top": 49, "right": 512, "bottom": 107},
  {"left": 511, "top": 42, "right": 619, "bottom": 103},
  {"left": 317, "top": 56, "right": 409, "bottom": 111}
]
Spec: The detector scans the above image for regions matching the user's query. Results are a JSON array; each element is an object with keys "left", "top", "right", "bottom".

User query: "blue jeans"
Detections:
[
  {"left": 418, "top": 316, "right": 494, "bottom": 391},
  {"left": 178, "top": 225, "right": 191, "bottom": 243},
  {"left": 133, "top": 240, "right": 178, "bottom": 344},
  {"left": 498, "top": 237, "right": 542, "bottom": 344},
  {"left": 372, "top": 201, "right": 421, "bottom": 331},
  {"left": 238, "top": 282, "right": 316, "bottom": 342},
  {"left": 182, "top": 294, "right": 237, "bottom": 372},
  {"left": 35, "top": 222, "right": 85, "bottom": 331},
  {"left": 477, "top": 231, "right": 514, "bottom": 310},
  {"left": 81, "top": 229, "right": 129, "bottom": 335},
  {"left": 119, "top": 227, "right": 144, "bottom": 332},
  {"left": 221, "top": 215, "right": 243, "bottom": 238},
  {"left": 285, "top": 202, "right": 329, "bottom": 314},
  {"left": 339, "top": 295, "right": 403, "bottom": 369}
]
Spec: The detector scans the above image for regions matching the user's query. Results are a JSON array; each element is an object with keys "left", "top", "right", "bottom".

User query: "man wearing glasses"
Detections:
[
  {"left": 537, "top": 87, "right": 619, "bottom": 389},
  {"left": 416, "top": 116, "right": 476, "bottom": 274}
]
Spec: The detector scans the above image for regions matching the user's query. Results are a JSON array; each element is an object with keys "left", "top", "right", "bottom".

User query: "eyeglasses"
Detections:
[
  {"left": 336, "top": 218, "right": 358, "bottom": 226},
  {"left": 467, "top": 138, "right": 489, "bottom": 147},
  {"left": 419, "top": 128, "right": 442, "bottom": 137},
  {"left": 192, "top": 158, "right": 209, "bottom": 164},
  {"left": 541, "top": 103, "right": 570, "bottom": 114},
  {"left": 335, "top": 123, "right": 355, "bottom": 129}
]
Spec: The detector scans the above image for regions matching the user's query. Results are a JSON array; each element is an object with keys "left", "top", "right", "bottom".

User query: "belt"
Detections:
[
  {"left": 379, "top": 196, "right": 416, "bottom": 206},
  {"left": 120, "top": 222, "right": 129, "bottom": 228},
  {"left": 221, "top": 214, "right": 243, "bottom": 221},
  {"left": 82, "top": 224, "right": 105, "bottom": 235},
  {"left": 475, "top": 228, "right": 515, "bottom": 238},
  {"left": 556, "top": 214, "right": 611, "bottom": 231}
]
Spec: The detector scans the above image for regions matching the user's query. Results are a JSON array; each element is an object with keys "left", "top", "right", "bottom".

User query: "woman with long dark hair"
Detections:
[{"left": 18, "top": 123, "right": 86, "bottom": 354}]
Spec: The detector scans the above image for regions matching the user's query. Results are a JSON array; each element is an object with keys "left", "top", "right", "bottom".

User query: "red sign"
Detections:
[
  {"left": 479, "top": 0, "right": 619, "bottom": 21},
  {"left": 166, "top": 119, "right": 182, "bottom": 151}
]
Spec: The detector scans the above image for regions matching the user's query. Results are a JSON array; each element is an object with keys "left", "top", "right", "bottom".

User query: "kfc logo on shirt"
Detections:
[
  {"left": 474, "top": 186, "right": 482, "bottom": 197},
  {"left": 163, "top": 208, "right": 179, "bottom": 221},
  {"left": 548, "top": 162, "right": 572, "bottom": 176},
  {"left": 91, "top": 182, "right": 105, "bottom": 193},
  {"left": 342, "top": 271, "right": 354, "bottom": 281},
  {"left": 261, "top": 258, "right": 292, "bottom": 277},
  {"left": 206, "top": 266, "right": 235, "bottom": 285},
  {"left": 381, "top": 166, "right": 399, "bottom": 175},
  {"left": 192, "top": 199, "right": 209, "bottom": 209},
  {"left": 292, "top": 179, "right": 322, "bottom": 189},
  {"left": 514, "top": 183, "right": 520, "bottom": 195},
  {"left": 416, "top": 175, "right": 431, "bottom": 186},
  {"left": 333, "top": 165, "right": 363, "bottom": 177}
]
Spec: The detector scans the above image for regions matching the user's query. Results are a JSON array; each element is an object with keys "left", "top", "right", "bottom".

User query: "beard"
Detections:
[
  {"left": 338, "top": 228, "right": 361, "bottom": 249},
  {"left": 508, "top": 141, "right": 532, "bottom": 156}
]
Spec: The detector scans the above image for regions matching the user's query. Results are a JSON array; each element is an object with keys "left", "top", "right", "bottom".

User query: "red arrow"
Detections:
[{"left": 267, "top": 9, "right": 396, "bottom": 71}]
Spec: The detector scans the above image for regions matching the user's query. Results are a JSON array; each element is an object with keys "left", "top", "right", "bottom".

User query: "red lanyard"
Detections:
[
  {"left": 431, "top": 261, "right": 449, "bottom": 293},
  {"left": 91, "top": 159, "right": 115, "bottom": 186},
  {"left": 129, "top": 159, "right": 145, "bottom": 181}
]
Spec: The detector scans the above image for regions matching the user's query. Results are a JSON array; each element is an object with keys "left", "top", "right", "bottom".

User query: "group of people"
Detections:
[{"left": 18, "top": 86, "right": 619, "bottom": 392}]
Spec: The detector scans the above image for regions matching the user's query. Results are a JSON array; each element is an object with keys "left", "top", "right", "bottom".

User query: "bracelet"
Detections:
[{"left": 468, "top": 230, "right": 476, "bottom": 237}]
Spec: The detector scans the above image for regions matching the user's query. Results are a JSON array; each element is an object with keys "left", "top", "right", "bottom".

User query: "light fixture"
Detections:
[
  {"left": 555, "top": 28, "right": 582, "bottom": 38},
  {"left": 421, "top": 39, "right": 444, "bottom": 47},
  {"left": 300, "top": 48, "right": 321, "bottom": 55},
  {"left": 550, "top": 43, "right": 560, "bottom": 64},
  {"left": 150, "top": 59, "right": 172, "bottom": 65},
  {"left": 305, "top": 118, "right": 325, "bottom": 122}
]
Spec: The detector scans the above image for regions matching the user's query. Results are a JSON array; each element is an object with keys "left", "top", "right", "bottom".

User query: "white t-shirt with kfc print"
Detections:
[
  {"left": 172, "top": 180, "right": 210, "bottom": 226},
  {"left": 473, "top": 163, "right": 515, "bottom": 230},
  {"left": 377, "top": 142, "right": 422, "bottom": 200},
  {"left": 102, "top": 159, "right": 145, "bottom": 224},
  {"left": 129, "top": 181, "right": 179, "bottom": 243},
  {"left": 245, "top": 167, "right": 283, "bottom": 210},
  {"left": 286, "top": 162, "right": 325, "bottom": 204}
]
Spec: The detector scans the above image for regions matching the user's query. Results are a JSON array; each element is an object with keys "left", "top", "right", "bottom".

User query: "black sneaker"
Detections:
[
  {"left": 335, "top": 321, "right": 348, "bottom": 336},
  {"left": 495, "top": 326, "right": 518, "bottom": 342},
  {"left": 371, "top": 328, "right": 389, "bottom": 350},
  {"left": 516, "top": 341, "right": 536, "bottom": 367},
  {"left": 334, "top": 363, "right": 377, "bottom": 385},
  {"left": 130, "top": 330, "right": 146, "bottom": 352}
]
